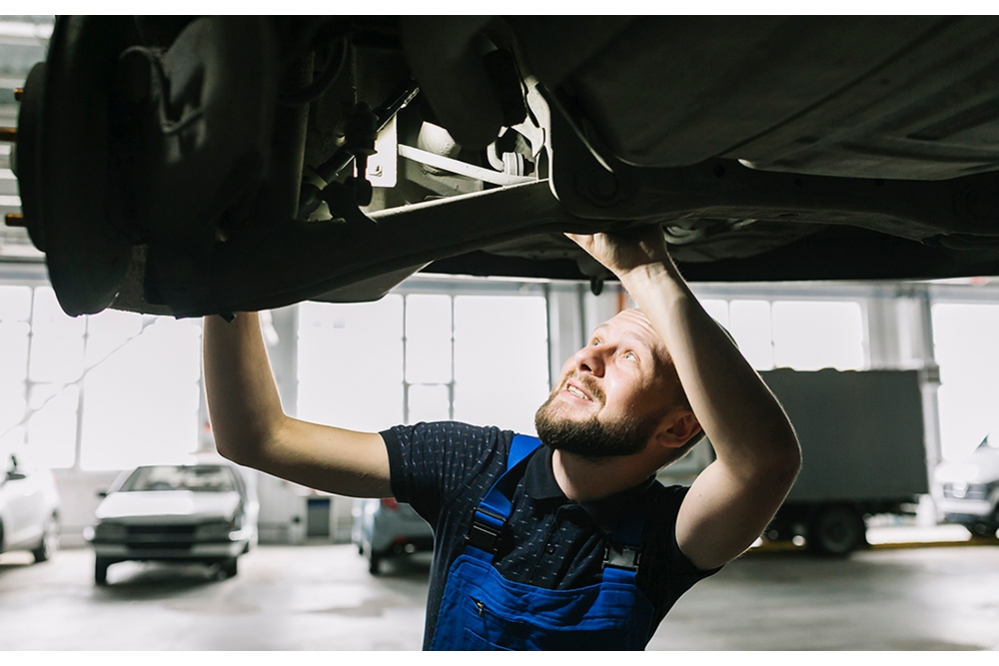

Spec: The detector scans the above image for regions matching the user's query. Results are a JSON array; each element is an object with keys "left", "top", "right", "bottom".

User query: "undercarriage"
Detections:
[{"left": 4, "top": 16, "right": 999, "bottom": 317}]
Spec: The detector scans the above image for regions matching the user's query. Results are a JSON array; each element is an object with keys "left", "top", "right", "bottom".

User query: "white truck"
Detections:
[{"left": 660, "top": 368, "right": 930, "bottom": 555}]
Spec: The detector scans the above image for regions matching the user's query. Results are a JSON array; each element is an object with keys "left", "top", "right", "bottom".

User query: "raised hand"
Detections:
[{"left": 565, "top": 225, "right": 671, "bottom": 278}]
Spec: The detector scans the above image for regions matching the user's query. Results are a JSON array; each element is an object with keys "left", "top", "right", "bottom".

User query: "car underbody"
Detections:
[{"left": 5, "top": 16, "right": 999, "bottom": 318}]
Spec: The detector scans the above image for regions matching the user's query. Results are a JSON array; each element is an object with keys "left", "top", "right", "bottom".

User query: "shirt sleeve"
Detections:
[
  {"left": 381, "top": 421, "right": 511, "bottom": 525},
  {"left": 641, "top": 484, "right": 724, "bottom": 633}
]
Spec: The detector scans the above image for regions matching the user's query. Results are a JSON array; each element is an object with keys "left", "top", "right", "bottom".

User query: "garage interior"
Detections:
[{"left": 2, "top": 16, "right": 999, "bottom": 651}]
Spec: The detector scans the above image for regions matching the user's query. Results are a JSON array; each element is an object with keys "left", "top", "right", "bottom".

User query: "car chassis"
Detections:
[{"left": 5, "top": 16, "right": 999, "bottom": 318}]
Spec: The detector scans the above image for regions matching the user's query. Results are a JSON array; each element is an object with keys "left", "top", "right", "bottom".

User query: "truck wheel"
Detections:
[
  {"left": 807, "top": 505, "right": 865, "bottom": 556},
  {"left": 965, "top": 521, "right": 999, "bottom": 539}
]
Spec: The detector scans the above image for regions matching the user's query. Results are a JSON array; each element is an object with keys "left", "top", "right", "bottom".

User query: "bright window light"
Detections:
[
  {"left": 79, "top": 317, "right": 202, "bottom": 471},
  {"left": 85, "top": 308, "right": 143, "bottom": 367},
  {"left": 0, "top": 321, "right": 29, "bottom": 385},
  {"left": 453, "top": 295, "right": 549, "bottom": 435},
  {"left": 297, "top": 297, "right": 404, "bottom": 432},
  {"left": 932, "top": 303, "right": 999, "bottom": 462},
  {"left": 729, "top": 300, "right": 774, "bottom": 370},
  {"left": 405, "top": 294, "right": 453, "bottom": 385},
  {"left": 772, "top": 301, "right": 864, "bottom": 370},
  {"left": 700, "top": 299, "right": 730, "bottom": 330},
  {"left": 0, "top": 285, "right": 32, "bottom": 322},
  {"left": 31, "top": 287, "right": 85, "bottom": 336},
  {"left": 0, "top": 382, "right": 27, "bottom": 444},
  {"left": 408, "top": 384, "right": 450, "bottom": 424},
  {"left": 26, "top": 384, "right": 78, "bottom": 469}
]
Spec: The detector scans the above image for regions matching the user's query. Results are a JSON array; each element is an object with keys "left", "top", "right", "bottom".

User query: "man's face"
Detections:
[{"left": 534, "top": 309, "right": 678, "bottom": 459}]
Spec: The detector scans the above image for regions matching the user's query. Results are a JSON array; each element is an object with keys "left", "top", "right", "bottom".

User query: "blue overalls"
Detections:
[{"left": 429, "top": 435, "right": 656, "bottom": 651}]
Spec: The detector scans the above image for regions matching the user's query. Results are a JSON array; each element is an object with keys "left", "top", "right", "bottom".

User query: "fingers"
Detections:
[{"left": 564, "top": 232, "right": 599, "bottom": 255}]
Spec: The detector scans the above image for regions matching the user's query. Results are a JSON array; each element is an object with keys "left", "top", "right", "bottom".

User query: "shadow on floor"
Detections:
[{"left": 91, "top": 561, "right": 230, "bottom": 601}]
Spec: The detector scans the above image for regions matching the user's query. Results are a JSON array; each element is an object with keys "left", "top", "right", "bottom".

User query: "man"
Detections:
[{"left": 203, "top": 227, "right": 801, "bottom": 650}]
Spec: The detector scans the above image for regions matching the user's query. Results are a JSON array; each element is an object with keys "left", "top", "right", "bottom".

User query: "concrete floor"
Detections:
[{"left": 1, "top": 539, "right": 998, "bottom": 651}]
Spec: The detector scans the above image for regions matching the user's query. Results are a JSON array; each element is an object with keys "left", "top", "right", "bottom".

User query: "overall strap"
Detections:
[
  {"left": 603, "top": 507, "right": 645, "bottom": 573},
  {"left": 508, "top": 434, "right": 542, "bottom": 469},
  {"left": 466, "top": 434, "right": 541, "bottom": 555}
]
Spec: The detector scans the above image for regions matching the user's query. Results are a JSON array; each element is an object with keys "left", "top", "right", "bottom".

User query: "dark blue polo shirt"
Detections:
[{"left": 383, "top": 421, "right": 720, "bottom": 650}]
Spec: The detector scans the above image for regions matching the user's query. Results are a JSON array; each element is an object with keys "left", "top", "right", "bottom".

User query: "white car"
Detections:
[
  {"left": 85, "top": 463, "right": 258, "bottom": 585},
  {"left": 0, "top": 453, "right": 61, "bottom": 563},
  {"left": 936, "top": 435, "right": 999, "bottom": 538}
]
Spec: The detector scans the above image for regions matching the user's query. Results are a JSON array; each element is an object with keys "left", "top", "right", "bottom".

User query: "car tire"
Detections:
[
  {"left": 95, "top": 557, "right": 111, "bottom": 585},
  {"left": 368, "top": 551, "right": 381, "bottom": 575},
  {"left": 32, "top": 513, "right": 60, "bottom": 563},
  {"left": 221, "top": 557, "right": 238, "bottom": 578},
  {"left": 807, "top": 505, "right": 866, "bottom": 556},
  {"left": 964, "top": 521, "right": 999, "bottom": 539}
]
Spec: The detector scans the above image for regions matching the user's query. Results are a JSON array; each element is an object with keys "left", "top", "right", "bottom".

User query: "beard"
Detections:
[{"left": 534, "top": 390, "right": 661, "bottom": 461}]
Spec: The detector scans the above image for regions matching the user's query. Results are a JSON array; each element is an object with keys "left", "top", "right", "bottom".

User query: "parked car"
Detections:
[
  {"left": 84, "top": 462, "right": 258, "bottom": 585},
  {"left": 936, "top": 435, "right": 999, "bottom": 538},
  {"left": 352, "top": 497, "right": 433, "bottom": 575},
  {"left": 0, "top": 452, "right": 60, "bottom": 563}
]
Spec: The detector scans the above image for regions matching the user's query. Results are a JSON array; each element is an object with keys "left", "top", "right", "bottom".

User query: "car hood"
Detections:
[
  {"left": 965, "top": 451, "right": 999, "bottom": 484},
  {"left": 95, "top": 491, "right": 241, "bottom": 523},
  {"left": 937, "top": 452, "right": 999, "bottom": 485}
]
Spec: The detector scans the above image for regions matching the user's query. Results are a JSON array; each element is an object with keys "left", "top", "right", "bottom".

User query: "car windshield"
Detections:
[{"left": 120, "top": 465, "right": 237, "bottom": 493}]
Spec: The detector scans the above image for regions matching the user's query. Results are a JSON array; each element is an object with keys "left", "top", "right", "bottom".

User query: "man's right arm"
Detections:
[{"left": 203, "top": 312, "right": 392, "bottom": 498}]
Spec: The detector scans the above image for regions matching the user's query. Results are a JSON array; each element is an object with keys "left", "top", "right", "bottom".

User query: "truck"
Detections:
[{"left": 659, "top": 368, "right": 930, "bottom": 556}]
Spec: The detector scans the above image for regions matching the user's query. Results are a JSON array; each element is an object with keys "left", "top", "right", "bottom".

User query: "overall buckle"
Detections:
[
  {"left": 603, "top": 544, "right": 641, "bottom": 572},
  {"left": 466, "top": 508, "right": 505, "bottom": 553}
]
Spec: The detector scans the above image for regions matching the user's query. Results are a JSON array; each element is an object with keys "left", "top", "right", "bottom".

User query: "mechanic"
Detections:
[{"left": 202, "top": 227, "right": 801, "bottom": 650}]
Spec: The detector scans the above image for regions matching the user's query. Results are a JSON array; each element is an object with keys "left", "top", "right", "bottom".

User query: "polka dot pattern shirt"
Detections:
[{"left": 383, "top": 421, "right": 722, "bottom": 650}]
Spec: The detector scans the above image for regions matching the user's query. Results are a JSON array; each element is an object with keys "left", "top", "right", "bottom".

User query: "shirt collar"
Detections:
[{"left": 523, "top": 445, "right": 656, "bottom": 534}]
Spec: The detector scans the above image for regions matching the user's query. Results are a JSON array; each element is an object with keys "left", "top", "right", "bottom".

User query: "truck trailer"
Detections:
[{"left": 660, "top": 368, "right": 930, "bottom": 556}]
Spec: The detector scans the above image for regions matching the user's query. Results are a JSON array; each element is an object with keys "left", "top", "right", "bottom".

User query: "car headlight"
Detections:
[
  {"left": 196, "top": 520, "right": 237, "bottom": 540},
  {"left": 93, "top": 522, "right": 127, "bottom": 541}
]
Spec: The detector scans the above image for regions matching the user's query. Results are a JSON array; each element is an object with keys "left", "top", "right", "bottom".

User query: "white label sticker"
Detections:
[{"left": 366, "top": 116, "right": 398, "bottom": 189}]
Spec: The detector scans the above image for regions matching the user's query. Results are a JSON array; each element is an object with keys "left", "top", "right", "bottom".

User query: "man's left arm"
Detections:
[{"left": 568, "top": 228, "right": 801, "bottom": 571}]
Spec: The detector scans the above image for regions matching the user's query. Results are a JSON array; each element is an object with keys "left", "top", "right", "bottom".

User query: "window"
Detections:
[
  {"left": 405, "top": 295, "right": 453, "bottom": 423},
  {"left": 27, "top": 385, "right": 78, "bottom": 469},
  {"left": 1, "top": 285, "right": 203, "bottom": 470},
  {"left": 79, "top": 316, "right": 203, "bottom": 470},
  {"left": 0, "top": 286, "right": 31, "bottom": 455},
  {"left": 772, "top": 301, "right": 864, "bottom": 371},
  {"left": 296, "top": 288, "right": 551, "bottom": 438},
  {"left": 706, "top": 297, "right": 866, "bottom": 372},
  {"left": 932, "top": 303, "right": 999, "bottom": 462},
  {"left": 453, "top": 295, "right": 549, "bottom": 435},
  {"left": 24, "top": 288, "right": 83, "bottom": 468},
  {"left": 729, "top": 300, "right": 774, "bottom": 370},
  {"left": 700, "top": 299, "right": 730, "bottom": 330},
  {"left": 297, "top": 296, "right": 405, "bottom": 432},
  {"left": 28, "top": 287, "right": 85, "bottom": 384}
]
